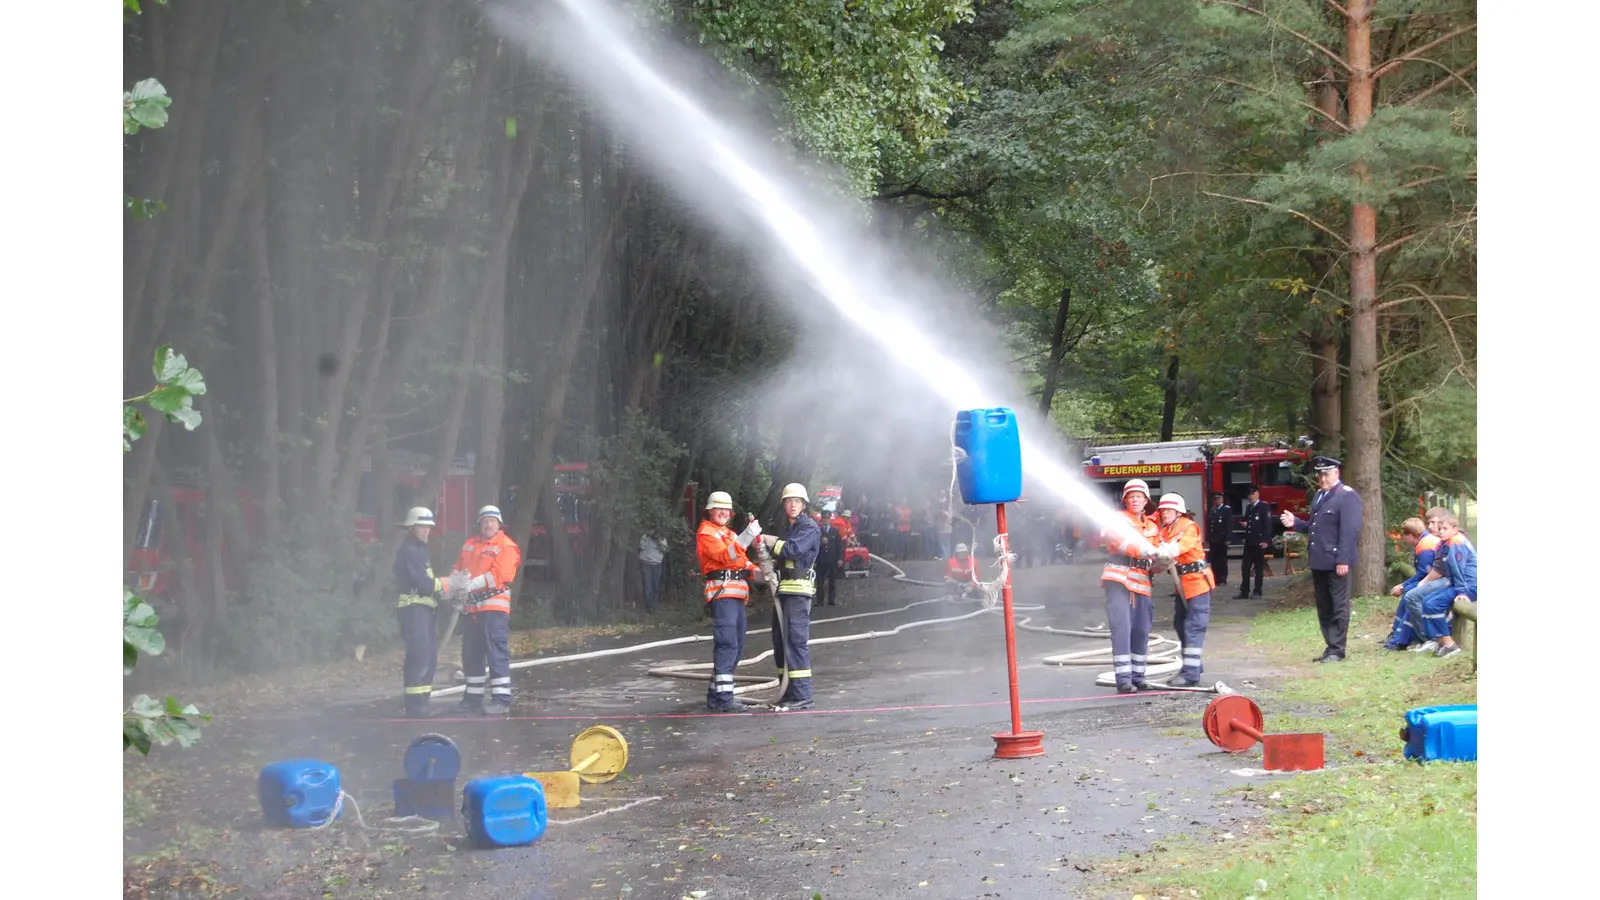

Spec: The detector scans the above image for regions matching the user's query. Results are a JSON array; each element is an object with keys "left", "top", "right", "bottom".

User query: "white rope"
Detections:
[
  {"left": 645, "top": 596, "right": 1045, "bottom": 693},
  {"left": 307, "top": 791, "right": 442, "bottom": 834},
  {"left": 547, "top": 795, "right": 663, "bottom": 825}
]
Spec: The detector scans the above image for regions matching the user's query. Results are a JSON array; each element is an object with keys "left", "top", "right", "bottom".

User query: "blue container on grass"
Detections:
[
  {"left": 258, "top": 759, "right": 342, "bottom": 829},
  {"left": 1402, "top": 704, "right": 1477, "bottom": 763},
  {"left": 463, "top": 775, "right": 548, "bottom": 848},
  {"left": 954, "top": 408, "right": 1023, "bottom": 505}
]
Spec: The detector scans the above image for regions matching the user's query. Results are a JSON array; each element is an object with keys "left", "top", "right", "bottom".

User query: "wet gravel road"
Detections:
[{"left": 125, "top": 559, "right": 1279, "bottom": 900}]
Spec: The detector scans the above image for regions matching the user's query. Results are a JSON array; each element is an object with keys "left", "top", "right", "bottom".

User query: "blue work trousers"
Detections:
[
  {"left": 1403, "top": 579, "right": 1454, "bottom": 641},
  {"left": 1173, "top": 590, "right": 1211, "bottom": 680},
  {"left": 398, "top": 604, "right": 437, "bottom": 714},
  {"left": 707, "top": 598, "right": 748, "bottom": 703},
  {"left": 1104, "top": 582, "right": 1154, "bottom": 688},
  {"left": 772, "top": 593, "right": 814, "bottom": 701},
  {"left": 461, "top": 610, "right": 512, "bottom": 705}
]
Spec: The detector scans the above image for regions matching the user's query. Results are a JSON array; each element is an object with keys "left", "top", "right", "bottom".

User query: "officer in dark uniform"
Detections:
[
  {"left": 1238, "top": 486, "right": 1274, "bottom": 599},
  {"left": 1205, "top": 493, "right": 1233, "bottom": 587},
  {"left": 817, "top": 514, "right": 843, "bottom": 606},
  {"left": 1281, "top": 456, "right": 1363, "bottom": 662}
]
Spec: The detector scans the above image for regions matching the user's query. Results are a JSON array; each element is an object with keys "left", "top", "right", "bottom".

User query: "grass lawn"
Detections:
[{"left": 1113, "top": 591, "right": 1477, "bottom": 899}]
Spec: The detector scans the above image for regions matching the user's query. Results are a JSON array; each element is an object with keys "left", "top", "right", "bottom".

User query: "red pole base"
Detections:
[{"left": 991, "top": 730, "right": 1047, "bottom": 759}]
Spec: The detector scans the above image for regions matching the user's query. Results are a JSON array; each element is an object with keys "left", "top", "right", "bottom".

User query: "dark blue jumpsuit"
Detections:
[
  {"left": 770, "top": 513, "right": 821, "bottom": 704},
  {"left": 393, "top": 535, "right": 441, "bottom": 717}
]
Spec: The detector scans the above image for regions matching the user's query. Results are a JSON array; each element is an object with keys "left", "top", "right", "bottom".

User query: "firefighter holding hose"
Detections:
[
  {"left": 696, "top": 490, "right": 763, "bottom": 712},
  {"left": 1155, "top": 493, "right": 1216, "bottom": 687},
  {"left": 759, "top": 483, "right": 822, "bottom": 710},
  {"left": 449, "top": 505, "right": 522, "bottom": 715},
  {"left": 1099, "top": 479, "right": 1165, "bottom": 693},
  {"left": 394, "top": 507, "right": 444, "bottom": 719}
]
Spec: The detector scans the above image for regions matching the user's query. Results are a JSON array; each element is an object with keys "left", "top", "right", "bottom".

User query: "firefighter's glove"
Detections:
[
  {"left": 736, "top": 518, "right": 761, "bottom": 549},
  {"left": 1154, "top": 541, "right": 1180, "bottom": 561},
  {"left": 446, "top": 569, "right": 471, "bottom": 601},
  {"left": 466, "top": 572, "right": 496, "bottom": 592}
]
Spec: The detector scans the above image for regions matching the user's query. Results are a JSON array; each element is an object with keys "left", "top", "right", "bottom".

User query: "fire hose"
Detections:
[{"left": 430, "top": 550, "right": 1228, "bottom": 701}]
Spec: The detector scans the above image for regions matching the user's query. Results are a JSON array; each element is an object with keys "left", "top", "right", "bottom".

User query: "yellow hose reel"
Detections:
[{"left": 524, "top": 725, "right": 629, "bottom": 809}]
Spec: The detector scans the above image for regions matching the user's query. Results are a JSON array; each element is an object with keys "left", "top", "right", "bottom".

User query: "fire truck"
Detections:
[{"left": 1080, "top": 436, "right": 1315, "bottom": 551}]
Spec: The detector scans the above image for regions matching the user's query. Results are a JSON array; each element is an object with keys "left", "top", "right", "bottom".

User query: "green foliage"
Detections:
[
  {"left": 124, "top": 345, "right": 207, "bottom": 449},
  {"left": 123, "top": 588, "right": 165, "bottom": 673},
  {"left": 689, "top": 0, "right": 976, "bottom": 192},
  {"left": 222, "top": 522, "right": 391, "bottom": 672},
  {"left": 124, "top": 343, "right": 208, "bottom": 753},
  {"left": 123, "top": 78, "right": 171, "bottom": 134},
  {"left": 125, "top": 195, "right": 167, "bottom": 220}
]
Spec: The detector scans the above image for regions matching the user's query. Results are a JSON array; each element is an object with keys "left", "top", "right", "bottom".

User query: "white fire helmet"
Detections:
[
  {"left": 402, "top": 507, "right": 435, "bottom": 527},
  {"left": 955, "top": 543, "right": 969, "bottom": 554},
  {"left": 1122, "top": 479, "right": 1151, "bottom": 500},
  {"left": 781, "top": 483, "right": 810, "bottom": 503},
  {"left": 1157, "top": 493, "right": 1187, "bottom": 515},
  {"left": 705, "top": 491, "right": 734, "bottom": 511},
  {"left": 477, "top": 504, "right": 503, "bottom": 523}
]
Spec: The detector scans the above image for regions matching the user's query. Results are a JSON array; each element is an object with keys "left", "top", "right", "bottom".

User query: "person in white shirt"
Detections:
[{"left": 639, "top": 529, "right": 667, "bottom": 613}]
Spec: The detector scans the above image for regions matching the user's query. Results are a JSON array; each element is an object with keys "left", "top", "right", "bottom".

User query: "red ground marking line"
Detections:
[{"left": 354, "top": 691, "right": 1184, "bottom": 724}]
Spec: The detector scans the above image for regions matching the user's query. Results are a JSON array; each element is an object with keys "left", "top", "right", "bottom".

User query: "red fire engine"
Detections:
[{"left": 1080, "top": 436, "right": 1315, "bottom": 551}]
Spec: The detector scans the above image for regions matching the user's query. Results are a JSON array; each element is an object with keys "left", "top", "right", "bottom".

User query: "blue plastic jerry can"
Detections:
[
  {"left": 462, "top": 775, "right": 548, "bottom": 848},
  {"left": 258, "top": 759, "right": 342, "bottom": 829},
  {"left": 954, "top": 408, "right": 1023, "bottom": 505},
  {"left": 1402, "top": 704, "right": 1477, "bottom": 763}
]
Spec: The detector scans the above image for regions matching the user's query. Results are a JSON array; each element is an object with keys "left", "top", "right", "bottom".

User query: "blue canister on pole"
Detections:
[
  {"left": 462, "top": 775, "right": 549, "bottom": 848},
  {"left": 954, "top": 408, "right": 1023, "bottom": 505},
  {"left": 258, "top": 759, "right": 342, "bottom": 829}
]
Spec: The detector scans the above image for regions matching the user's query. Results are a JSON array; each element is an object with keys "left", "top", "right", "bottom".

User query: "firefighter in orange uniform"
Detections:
[
  {"left": 697, "top": 491, "right": 763, "bottom": 712},
  {"left": 449, "top": 505, "right": 522, "bottom": 715},
  {"left": 1155, "top": 493, "right": 1216, "bottom": 687},
  {"left": 835, "top": 510, "right": 857, "bottom": 545},
  {"left": 1100, "top": 479, "right": 1164, "bottom": 693}
]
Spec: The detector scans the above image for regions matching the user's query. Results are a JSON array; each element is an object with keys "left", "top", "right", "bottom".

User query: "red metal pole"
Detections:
[{"left": 995, "top": 502, "right": 1023, "bottom": 736}]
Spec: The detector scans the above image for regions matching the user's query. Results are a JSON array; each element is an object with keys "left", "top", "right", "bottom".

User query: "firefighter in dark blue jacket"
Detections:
[
  {"left": 394, "top": 507, "right": 445, "bottom": 718},
  {"left": 1281, "top": 457, "right": 1364, "bottom": 663},
  {"left": 760, "top": 483, "right": 822, "bottom": 710}
]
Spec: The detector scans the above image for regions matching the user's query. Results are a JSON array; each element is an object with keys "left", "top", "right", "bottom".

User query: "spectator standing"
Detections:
[
  {"left": 817, "top": 514, "right": 843, "bottom": 606},
  {"left": 1206, "top": 492, "right": 1234, "bottom": 587},
  {"left": 1280, "top": 457, "right": 1363, "bottom": 663},
  {"left": 639, "top": 528, "right": 667, "bottom": 614},
  {"left": 1238, "top": 486, "right": 1273, "bottom": 599}
]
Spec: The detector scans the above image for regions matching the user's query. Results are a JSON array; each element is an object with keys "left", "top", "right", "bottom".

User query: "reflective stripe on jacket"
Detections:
[
  {"left": 394, "top": 535, "right": 441, "bottom": 609},
  {"left": 456, "top": 530, "right": 521, "bottom": 614},
  {"left": 1160, "top": 515, "right": 1216, "bottom": 601},
  {"left": 771, "top": 512, "right": 821, "bottom": 597},
  {"left": 1101, "top": 509, "right": 1160, "bottom": 596},
  {"left": 697, "top": 519, "right": 757, "bottom": 604}
]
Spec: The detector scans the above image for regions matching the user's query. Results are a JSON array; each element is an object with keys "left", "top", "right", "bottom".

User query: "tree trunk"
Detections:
[
  {"left": 1159, "top": 354, "right": 1180, "bottom": 441},
  {"left": 477, "top": 266, "right": 508, "bottom": 510},
  {"left": 1309, "top": 329, "right": 1342, "bottom": 455},
  {"left": 310, "top": 3, "right": 448, "bottom": 505},
  {"left": 331, "top": 39, "right": 505, "bottom": 516},
  {"left": 1037, "top": 286, "right": 1072, "bottom": 417},
  {"left": 248, "top": 181, "right": 283, "bottom": 545},
  {"left": 1344, "top": 0, "right": 1386, "bottom": 596},
  {"left": 506, "top": 161, "right": 629, "bottom": 603}
]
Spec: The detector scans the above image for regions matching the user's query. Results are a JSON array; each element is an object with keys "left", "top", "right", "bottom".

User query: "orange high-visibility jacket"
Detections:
[
  {"left": 945, "top": 554, "right": 978, "bottom": 584},
  {"left": 697, "top": 519, "right": 758, "bottom": 604},
  {"left": 456, "top": 530, "right": 522, "bottom": 615},
  {"left": 1100, "top": 509, "right": 1161, "bottom": 597},
  {"left": 1160, "top": 515, "right": 1217, "bottom": 601},
  {"left": 834, "top": 517, "right": 855, "bottom": 543}
]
